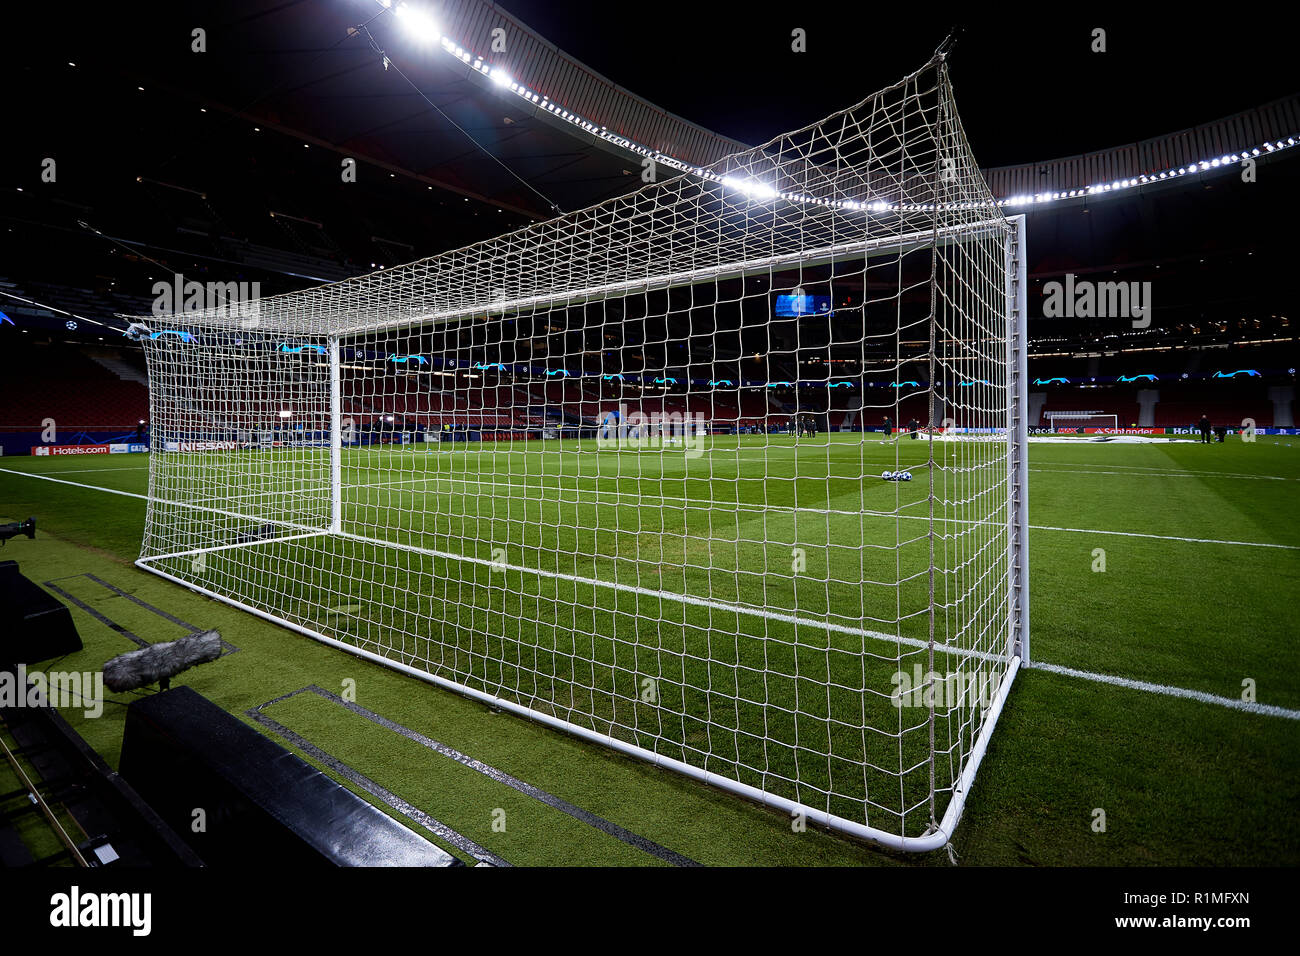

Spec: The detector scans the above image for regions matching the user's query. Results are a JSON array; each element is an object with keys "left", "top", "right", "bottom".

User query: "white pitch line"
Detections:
[
  {"left": 7, "top": 463, "right": 1297, "bottom": 550},
  {"left": 0, "top": 467, "right": 151, "bottom": 501},
  {"left": 0, "top": 467, "right": 325, "bottom": 531},
  {"left": 1030, "top": 459, "right": 1298, "bottom": 481},
  {"left": 21, "top": 466, "right": 151, "bottom": 475},
  {"left": 1027, "top": 523, "right": 1300, "bottom": 550},
  {"left": 1023, "top": 660, "right": 1300, "bottom": 720},
  {"left": 387, "top": 444, "right": 1299, "bottom": 482},
  {"left": 3, "top": 464, "right": 1299, "bottom": 720},
  {"left": 18, "top": 458, "right": 1292, "bottom": 483},
  {"left": 1030, "top": 466, "right": 1289, "bottom": 481},
  {"left": 329, "top": 529, "right": 1299, "bottom": 721},
  {"left": 342, "top": 470, "right": 1300, "bottom": 551}
]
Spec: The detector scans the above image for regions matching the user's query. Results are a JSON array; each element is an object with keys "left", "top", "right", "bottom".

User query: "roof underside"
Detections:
[{"left": 137, "top": 58, "right": 1005, "bottom": 337}]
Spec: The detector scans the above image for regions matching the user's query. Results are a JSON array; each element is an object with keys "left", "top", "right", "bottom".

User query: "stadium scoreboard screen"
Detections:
[{"left": 774, "top": 293, "right": 833, "bottom": 317}]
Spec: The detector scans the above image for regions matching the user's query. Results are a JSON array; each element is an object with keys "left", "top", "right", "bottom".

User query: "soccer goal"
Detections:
[
  {"left": 127, "top": 52, "right": 1029, "bottom": 852},
  {"left": 1044, "top": 411, "right": 1119, "bottom": 432}
]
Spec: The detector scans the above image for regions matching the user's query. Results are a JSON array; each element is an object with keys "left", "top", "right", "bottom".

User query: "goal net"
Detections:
[
  {"left": 128, "top": 53, "right": 1029, "bottom": 851},
  {"left": 1044, "top": 411, "right": 1120, "bottom": 432}
]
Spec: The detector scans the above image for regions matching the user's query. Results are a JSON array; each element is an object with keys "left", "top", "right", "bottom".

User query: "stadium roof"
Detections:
[
  {"left": 131, "top": 56, "right": 1008, "bottom": 337},
  {"left": 110, "top": 0, "right": 751, "bottom": 221},
  {"left": 58, "top": 1, "right": 1296, "bottom": 221},
  {"left": 3, "top": 0, "right": 1296, "bottom": 342}
]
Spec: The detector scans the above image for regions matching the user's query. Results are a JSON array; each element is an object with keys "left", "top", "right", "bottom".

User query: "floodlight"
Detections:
[{"left": 395, "top": 4, "right": 440, "bottom": 43}]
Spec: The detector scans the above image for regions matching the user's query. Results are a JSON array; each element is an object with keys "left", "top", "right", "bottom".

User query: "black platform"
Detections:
[
  {"left": 0, "top": 680, "right": 202, "bottom": 867},
  {"left": 120, "top": 686, "right": 462, "bottom": 866},
  {"left": 0, "top": 561, "right": 82, "bottom": 667}
]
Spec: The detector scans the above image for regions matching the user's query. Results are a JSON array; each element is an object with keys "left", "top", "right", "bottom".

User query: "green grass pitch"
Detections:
[{"left": 0, "top": 432, "right": 1296, "bottom": 865}]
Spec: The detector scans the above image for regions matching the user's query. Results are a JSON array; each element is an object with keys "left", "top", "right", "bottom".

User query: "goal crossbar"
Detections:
[{"left": 123, "top": 221, "right": 1010, "bottom": 339}]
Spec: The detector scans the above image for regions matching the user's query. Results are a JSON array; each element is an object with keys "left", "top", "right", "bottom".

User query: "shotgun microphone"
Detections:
[{"left": 103, "top": 629, "right": 223, "bottom": 692}]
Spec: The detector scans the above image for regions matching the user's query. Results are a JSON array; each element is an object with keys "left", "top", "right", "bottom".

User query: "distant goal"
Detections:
[{"left": 1044, "top": 411, "right": 1120, "bottom": 432}]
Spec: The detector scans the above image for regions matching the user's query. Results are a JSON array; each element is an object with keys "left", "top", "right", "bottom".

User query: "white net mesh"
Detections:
[{"left": 132, "top": 55, "right": 1026, "bottom": 846}]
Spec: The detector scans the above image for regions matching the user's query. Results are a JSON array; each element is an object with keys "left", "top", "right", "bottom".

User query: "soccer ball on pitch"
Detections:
[{"left": 882, "top": 471, "right": 893, "bottom": 480}]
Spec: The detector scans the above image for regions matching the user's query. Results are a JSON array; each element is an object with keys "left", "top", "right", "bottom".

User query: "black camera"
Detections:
[{"left": 0, "top": 517, "right": 36, "bottom": 545}]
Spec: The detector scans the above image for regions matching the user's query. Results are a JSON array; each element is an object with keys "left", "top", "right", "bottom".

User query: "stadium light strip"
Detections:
[
  {"left": 377, "top": 0, "right": 1298, "bottom": 215},
  {"left": 998, "top": 138, "right": 1300, "bottom": 209}
]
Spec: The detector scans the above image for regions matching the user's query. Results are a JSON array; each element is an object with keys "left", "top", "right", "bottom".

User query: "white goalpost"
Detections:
[
  {"left": 126, "top": 53, "right": 1029, "bottom": 851},
  {"left": 1044, "top": 410, "right": 1119, "bottom": 432}
]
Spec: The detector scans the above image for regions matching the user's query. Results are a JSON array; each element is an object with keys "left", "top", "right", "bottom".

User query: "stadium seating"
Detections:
[{"left": 0, "top": 341, "right": 148, "bottom": 431}]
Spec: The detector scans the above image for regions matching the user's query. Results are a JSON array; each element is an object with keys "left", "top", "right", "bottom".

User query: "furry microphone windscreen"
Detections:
[{"left": 102, "top": 629, "right": 223, "bottom": 692}]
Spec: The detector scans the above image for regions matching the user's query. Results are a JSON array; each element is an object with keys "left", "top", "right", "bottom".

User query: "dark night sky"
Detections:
[{"left": 498, "top": 1, "right": 1296, "bottom": 167}]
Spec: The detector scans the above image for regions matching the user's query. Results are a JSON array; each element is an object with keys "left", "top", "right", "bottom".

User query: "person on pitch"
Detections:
[{"left": 1198, "top": 414, "right": 1212, "bottom": 444}]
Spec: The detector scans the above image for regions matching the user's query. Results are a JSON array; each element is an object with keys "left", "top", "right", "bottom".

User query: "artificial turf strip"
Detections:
[
  {"left": 0, "top": 435, "right": 1295, "bottom": 865},
  {"left": 257, "top": 689, "right": 675, "bottom": 867}
]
